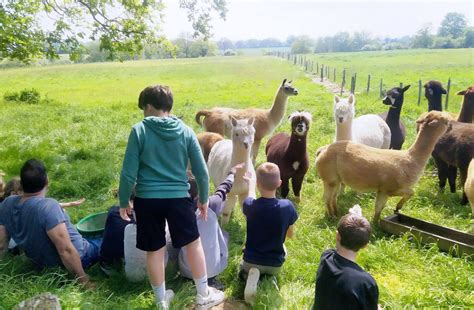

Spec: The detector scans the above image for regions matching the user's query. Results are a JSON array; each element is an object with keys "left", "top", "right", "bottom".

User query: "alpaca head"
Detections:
[
  {"left": 333, "top": 94, "right": 355, "bottom": 124},
  {"left": 415, "top": 111, "right": 451, "bottom": 139},
  {"left": 457, "top": 86, "right": 474, "bottom": 101},
  {"left": 229, "top": 116, "right": 255, "bottom": 151},
  {"left": 288, "top": 111, "right": 312, "bottom": 136},
  {"left": 280, "top": 79, "right": 299, "bottom": 97},
  {"left": 383, "top": 85, "right": 410, "bottom": 109},
  {"left": 424, "top": 81, "right": 447, "bottom": 111}
]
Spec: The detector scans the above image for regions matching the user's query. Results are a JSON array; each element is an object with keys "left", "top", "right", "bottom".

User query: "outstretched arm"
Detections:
[{"left": 59, "top": 198, "right": 86, "bottom": 209}]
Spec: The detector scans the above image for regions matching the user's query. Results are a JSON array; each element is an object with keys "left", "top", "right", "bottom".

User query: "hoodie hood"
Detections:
[{"left": 143, "top": 116, "right": 184, "bottom": 141}]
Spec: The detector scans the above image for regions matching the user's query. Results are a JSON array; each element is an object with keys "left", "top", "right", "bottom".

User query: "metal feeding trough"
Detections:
[{"left": 380, "top": 213, "right": 474, "bottom": 257}]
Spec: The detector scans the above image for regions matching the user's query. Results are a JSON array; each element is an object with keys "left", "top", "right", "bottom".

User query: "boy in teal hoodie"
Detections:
[{"left": 119, "top": 85, "right": 224, "bottom": 310}]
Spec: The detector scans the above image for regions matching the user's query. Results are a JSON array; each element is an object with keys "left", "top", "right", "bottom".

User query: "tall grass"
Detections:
[{"left": 0, "top": 52, "right": 473, "bottom": 309}]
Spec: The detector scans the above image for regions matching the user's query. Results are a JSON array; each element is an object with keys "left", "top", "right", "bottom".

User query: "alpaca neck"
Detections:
[
  {"left": 408, "top": 127, "right": 442, "bottom": 162},
  {"left": 268, "top": 88, "right": 288, "bottom": 124},
  {"left": 457, "top": 98, "right": 473, "bottom": 123},
  {"left": 386, "top": 99, "right": 402, "bottom": 124},
  {"left": 231, "top": 144, "right": 252, "bottom": 169},
  {"left": 336, "top": 118, "right": 353, "bottom": 141},
  {"left": 428, "top": 96, "right": 443, "bottom": 112},
  {"left": 287, "top": 133, "right": 307, "bottom": 155}
]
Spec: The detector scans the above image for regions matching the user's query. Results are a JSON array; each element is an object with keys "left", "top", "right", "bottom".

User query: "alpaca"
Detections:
[
  {"left": 379, "top": 85, "right": 410, "bottom": 150},
  {"left": 207, "top": 116, "right": 256, "bottom": 225},
  {"left": 465, "top": 159, "right": 474, "bottom": 233},
  {"left": 265, "top": 111, "right": 311, "bottom": 201},
  {"left": 426, "top": 85, "right": 474, "bottom": 202},
  {"left": 197, "top": 132, "right": 224, "bottom": 162},
  {"left": 195, "top": 79, "right": 299, "bottom": 161},
  {"left": 333, "top": 94, "right": 391, "bottom": 148},
  {"left": 316, "top": 111, "right": 450, "bottom": 223}
]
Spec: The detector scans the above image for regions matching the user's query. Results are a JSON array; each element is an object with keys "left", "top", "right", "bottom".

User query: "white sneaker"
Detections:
[
  {"left": 196, "top": 287, "right": 225, "bottom": 309},
  {"left": 244, "top": 267, "right": 260, "bottom": 305},
  {"left": 157, "top": 290, "right": 174, "bottom": 310}
]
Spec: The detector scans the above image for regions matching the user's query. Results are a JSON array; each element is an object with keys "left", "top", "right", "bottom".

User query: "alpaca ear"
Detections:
[
  {"left": 441, "top": 88, "right": 447, "bottom": 94},
  {"left": 348, "top": 94, "right": 355, "bottom": 105},
  {"left": 281, "top": 78, "right": 287, "bottom": 86},
  {"left": 402, "top": 85, "right": 411, "bottom": 92},
  {"left": 334, "top": 95, "right": 340, "bottom": 104},
  {"left": 457, "top": 90, "right": 467, "bottom": 95},
  {"left": 247, "top": 117, "right": 255, "bottom": 126},
  {"left": 288, "top": 80, "right": 293, "bottom": 84},
  {"left": 230, "top": 115, "right": 238, "bottom": 127}
]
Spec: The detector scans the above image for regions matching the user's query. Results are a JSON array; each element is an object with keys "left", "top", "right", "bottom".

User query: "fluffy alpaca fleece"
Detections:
[
  {"left": 197, "top": 132, "right": 224, "bottom": 162},
  {"left": 465, "top": 159, "right": 474, "bottom": 233},
  {"left": 379, "top": 85, "right": 410, "bottom": 150},
  {"left": 266, "top": 111, "right": 312, "bottom": 201},
  {"left": 195, "top": 79, "right": 298, "bottom": 161},
  {"left": 207, "top": 117, "right": 257, "bottom": 225},
  {"left": 333, "top": 94, "right": 391, "bottom": 149},
  {"left": 316, "top": 111, "right": 451, "bottom": 222}
]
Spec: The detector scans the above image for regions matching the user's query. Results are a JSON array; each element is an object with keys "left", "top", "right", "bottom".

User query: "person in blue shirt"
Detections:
[{"left": 240, "top": 162, "right": 298, "bottom": 304}]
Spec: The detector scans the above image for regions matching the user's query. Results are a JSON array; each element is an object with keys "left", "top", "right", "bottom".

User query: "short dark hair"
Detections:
[
  {"left": 4, "top": 177, "right": 22, "bottom": 197},
  {"left": 337, "top": 214, "right": 372, "bottom": 252},
  {"left": 20, "top": 159, "right": 48, "bottom": 193},
  {"left": 138, "top": 85, "right": 173, "bottom": 112}
]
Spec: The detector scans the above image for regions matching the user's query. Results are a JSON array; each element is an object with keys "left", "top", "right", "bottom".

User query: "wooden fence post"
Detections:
[
  {"left": 333, "top": 68, "right": 336, "bottom": 82},
  {"left": 320, "top": 65, "right": 324, "bottom": 82},
  {"left": 353, "top": 73, "right": 357, "bottom": 93},
  {"left": 399, "top": 82, "right": 403, "bottom": 88},
  {"left": 367, "top": 75, "right": 371, "bottom": 93},
  {"left": 379, "top": 78, "right": 383, "bottom": 98},
  {"left": 445, "top": 78, "right": 451, "bottom": 110},
  {"left": 341, "top": 69, "right": 346, "bottom": 95},
  {"left": 294, "top": 55, "right": 297, "bottom": 65},
  {"left": 418, "top": 79, "right": 422, "bottom": 105}
]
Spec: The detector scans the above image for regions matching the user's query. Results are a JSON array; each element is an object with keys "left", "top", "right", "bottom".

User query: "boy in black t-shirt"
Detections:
[
  {"left": 240, "top": 162, "right": 298, "bottom": 304},
  {"left": 314, "top": 205, "right": 379, "bottom": 310}
]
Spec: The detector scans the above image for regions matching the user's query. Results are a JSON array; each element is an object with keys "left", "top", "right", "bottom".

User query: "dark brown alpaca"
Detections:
[
  {"left": 424, "top": 84, "right": 474, "bottom": 204},
  {"left": 265, "top": 111, "right": 311, "bottom": 201}
]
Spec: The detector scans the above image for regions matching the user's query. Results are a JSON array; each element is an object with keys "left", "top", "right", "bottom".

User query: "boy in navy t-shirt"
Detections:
[
  {"left": 313, "top": 206, "right": 379, "bottom": 310},
  {"left": 240, "top": 162, "right": 298, "bottom": 304}
]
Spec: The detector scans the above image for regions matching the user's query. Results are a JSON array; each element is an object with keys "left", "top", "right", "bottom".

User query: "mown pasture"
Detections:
[{"left": 0, "top": 50, "right": 473, "bottom": 309}]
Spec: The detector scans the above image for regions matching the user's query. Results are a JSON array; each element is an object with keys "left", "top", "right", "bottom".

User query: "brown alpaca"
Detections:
[
  {"left": 195, "top": 79, "right": 298, "bottom": 161},
  {"left": 316, "top": 111, "right": 451, "bottom": 223},
  {"left": 197, "top": 132, "right": 224, "bottom": 162},
  {"left": 266, "top": 111, "right": 311, "bottom": 201}
]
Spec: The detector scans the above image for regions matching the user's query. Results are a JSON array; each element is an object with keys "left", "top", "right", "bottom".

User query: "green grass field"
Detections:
[{"left": 0, "top": 49, "right": 473, "bottom": 309}]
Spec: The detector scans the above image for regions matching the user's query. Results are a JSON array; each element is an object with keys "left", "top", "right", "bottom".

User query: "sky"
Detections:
[{"left": 161, "top": 0, "right": 474, "bottom": 40}]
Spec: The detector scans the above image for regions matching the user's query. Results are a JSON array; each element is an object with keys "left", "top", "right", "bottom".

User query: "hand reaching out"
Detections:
[{"left": 59, "top": 198, "right": 86, "bottom": 209}]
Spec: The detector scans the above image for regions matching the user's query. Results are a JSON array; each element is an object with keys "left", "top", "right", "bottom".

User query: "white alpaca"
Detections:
[
  {"left": 207, "top": 116, "right": 257, "bottom": 225},
  {"left": 334, "top": 94, "right": 391, "bottom": 149}
]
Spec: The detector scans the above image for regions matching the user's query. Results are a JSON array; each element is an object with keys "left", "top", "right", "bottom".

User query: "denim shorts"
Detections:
[{"left": 81, "top": 238, "right": 102, "bottom": 268}]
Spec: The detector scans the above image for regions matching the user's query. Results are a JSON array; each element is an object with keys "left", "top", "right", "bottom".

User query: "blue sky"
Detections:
[{"left": 161, "top": 0, "right": 473, "bottom": 40}]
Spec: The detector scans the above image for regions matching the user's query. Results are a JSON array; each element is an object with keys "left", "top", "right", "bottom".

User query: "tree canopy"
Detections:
[
  {"left": 0, "top": 0, "right": 227, "bottom": 62},
  {"left": 438, "top": 12, "right": 467, "bottom": 39}
]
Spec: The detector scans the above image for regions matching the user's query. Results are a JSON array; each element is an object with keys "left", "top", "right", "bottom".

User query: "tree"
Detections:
[
  {"left": 0, "top": 0, "right": 227, "bottom": 63},
  {"left": 463, "top": 27, "right": 474, "bottom": 48},
  {"left": 291, "top": 36, "right": 314, "bottom": 54},
  {"left": 412, "top": 25, "right": 433, "bottom": 48},
  {"left": 438, "top": 12, "right": 467, "bottom": 38},
  {"left": 217, "top": 38, "right": 234, "bottom": 50}
]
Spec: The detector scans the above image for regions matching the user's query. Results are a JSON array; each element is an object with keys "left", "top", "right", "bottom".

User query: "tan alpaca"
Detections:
[
  {"left": 195, "top": 79, "right": 298, "bottom": 161},
  {"left": 197, "top": 132, "right": 224, "bottom": 162},
  {"left": 316, "top": 111, "right": 451, "bottom": 223},
  {"left": 465, "top": 159, "right": 474, "bottom": 233}
]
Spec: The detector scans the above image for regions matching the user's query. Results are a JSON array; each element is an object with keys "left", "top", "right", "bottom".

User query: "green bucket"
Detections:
[{"left": 76, "top": 211, "right": 108, "bottom": 238}]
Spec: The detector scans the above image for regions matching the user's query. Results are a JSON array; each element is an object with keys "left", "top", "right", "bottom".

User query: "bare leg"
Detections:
[
  {"left": 184, "top": 238, "right": 207, "bottom": 279},
  {"left": 146, "top": 246, "right": 166, "bottom": 286},
  {"left": 221, "top": 194, "right": 237, "bottom": 225},
  {"left": 373, "top": 192, "right": 389, "bottom": 224}
]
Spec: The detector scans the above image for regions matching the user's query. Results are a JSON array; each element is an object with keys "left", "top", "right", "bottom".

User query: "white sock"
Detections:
[
  {"left": 194, "top": 275, "right": 209, "bottom": 297},
  {"left": 151, "top": 282, "right": 166, "bottom": 303}
]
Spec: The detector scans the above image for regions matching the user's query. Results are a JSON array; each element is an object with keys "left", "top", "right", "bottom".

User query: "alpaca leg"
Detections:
[
  {"left": 447, "top": 166, "right": 457, "bottom": 194},
  {"left": 339, "top": 183, "right": 346, "bottom": 195},
  {"left": 459, "top": 167, "right": 468, "bottom": 205},
  {"left": 373, "top": 192, "right": 389, "bottom": 224},
  {"left": 433, "top": 155, "right": 448, "bottom": 192},
  {"left": 291, "top": 175, "right": 305, "bottom": 202},
  {"left": 281, "top": 178, "right": 290, "bottom": 198},
  {"left": 331, "top": 183, "right": 341, "bottom": 217},
  {"left": 221, "top": 195, "right": 237, "bottom": 225},
  {"left": 394, "top": 189, "right": 414, "bottom": 213},
  {"left": 251, "top": 139, "right": 261, "bottom": 163},
  {"left": 323, "top": 182, "right": 338, "bottom": 217}
]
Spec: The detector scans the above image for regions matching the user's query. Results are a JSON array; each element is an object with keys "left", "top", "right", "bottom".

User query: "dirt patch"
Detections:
[{"left": 308, "top": 74, "right": 347, "bottom": 95}]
